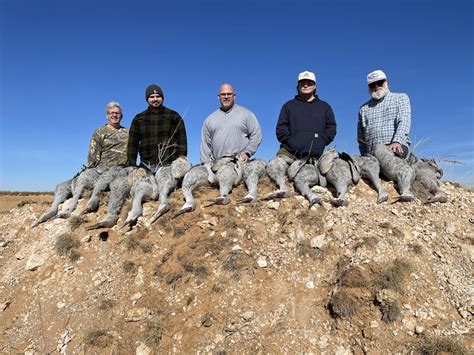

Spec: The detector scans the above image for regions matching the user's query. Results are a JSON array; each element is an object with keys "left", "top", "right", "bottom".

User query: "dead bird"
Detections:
[
  {"left": 56, "top": 166, "right": 108, "bottom": 219},
  {"left": 79, "top": 165, "right": 124, "bottom": 215},
  {"left": 318, "top": 148, "right": 361, "bottom": 207},
  {"left": 290, "top": 157, "right": 327, "bottom": 207},
  {"left": 204, "top": 155, "right": 244, "bottom": 206},
  {"left": 352, "top": 155, "right": 389, "bottom": 203},
  {"left": 237, "top": 158, "right": 267, "bottom": 203},
  {"left": 31, "top": 179, "right": 73, "bottom": 228},
  {"left": 374, "top": 144, "right": 414, "bottom": 202},
  {"left": 261, "top": 154, "right": 295, "bottom": 200},
  {"left": 149, "top": 157, "right": 192, "bottom": 223},
  {"left": 85, "top": 167, "right": 136, "bottom": 230},
  {"left": 121, "top": 167, "right": 159, "bottom": 227},
  {"left": 408, "top": 154, "right": 447, "bottom": 204},
  {"left": 173, "top": 163, "right": 217, "bottom": 217}
]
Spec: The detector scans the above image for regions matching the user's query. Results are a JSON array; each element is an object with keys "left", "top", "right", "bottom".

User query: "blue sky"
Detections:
[{"left": 1, "top": 0, "right": 473, "bottom": 191}]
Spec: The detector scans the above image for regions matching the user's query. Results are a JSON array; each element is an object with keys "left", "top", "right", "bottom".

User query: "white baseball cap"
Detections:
[
  {"left": 367, "top": 70, "right": 387, "bottom": 84},
  {"left": 298, "top": 71, "right": 316, "bottom": 83}
]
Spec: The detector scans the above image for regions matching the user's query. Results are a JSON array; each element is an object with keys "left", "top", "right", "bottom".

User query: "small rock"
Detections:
[
  {"left": 136, "top": 342, "right": 152, "bottom": 355},
  {"left": 415, "top": 325, "right": 424, "bottom": 334},
  {"left": 306, "top": 280, "right": 315, "bottom": 289},
  {"left": 370, "top": 320, "right": 379, "bottom": 328},
  {"left": 310, "top": 235, "right": 326, "bottom": 249},
  {"left": 125, "top": 307, "right": 150, "bottom": 322},
  {"left": 1, "top": 301, "right": 11, "bottom": 311},
  {"left": 266, "top": 201, "right": 280, "bottom": 210},
  {"left": 240, "top": 311, "right": 254, "bottom": 321},
  {"left": 231, "top": 245, "right": 242, "bottom": 252},
  {"left": 257, "top": 256, "right": 268, "bottom": 268},
  {"left": 26, "top": 254, "right": 45, "bottom": 271},
  {"left": 57, "top": 302, "right": 66, "bottom": 310},
  {"left": 131, "top": 293, "right": 142, "bottom": 301},
  {"left": 82, "top": 235, "right": 92, "bottom": 243},
  {"left": 135, "top": 266, "right": 145, "bottom": 286},
  {"left": 220, "top": 231, "right": 227, "bottom": 238}
]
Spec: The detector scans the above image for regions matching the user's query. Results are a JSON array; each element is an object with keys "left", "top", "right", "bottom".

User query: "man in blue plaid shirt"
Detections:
[{"left": 358, "top": 70, "right": 411, "bottom": 159}]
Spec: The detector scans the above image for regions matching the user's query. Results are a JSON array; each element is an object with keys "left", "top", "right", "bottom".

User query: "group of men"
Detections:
[{"left": 87, "top": 69, "right": 411, "bottom": 173}]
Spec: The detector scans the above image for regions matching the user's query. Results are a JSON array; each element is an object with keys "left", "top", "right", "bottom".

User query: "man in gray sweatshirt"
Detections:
[{"left": 200, "top": 83, "right": 262, "bottom": 163}]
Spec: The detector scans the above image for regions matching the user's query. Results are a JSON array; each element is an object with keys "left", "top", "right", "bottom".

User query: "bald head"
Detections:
[{"left": 218, "top": 83, "right": 236, "bottom": 111}]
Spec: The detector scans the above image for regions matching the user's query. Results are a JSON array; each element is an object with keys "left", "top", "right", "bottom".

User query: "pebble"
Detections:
[
  {"left": 240, "top": 311, "right": 254, "bottom": 321},
  {"left": 415, "top": 325, "right": 424, "bottom": 334},
  {"left": 310, "top": 235, "right": 326, "bottom": 249},
  {"left": 257, "top": 256, "right": 268, "bottom": 268},
  {"left": 26, "top": 254, "right": 45, "bottom": 271}
]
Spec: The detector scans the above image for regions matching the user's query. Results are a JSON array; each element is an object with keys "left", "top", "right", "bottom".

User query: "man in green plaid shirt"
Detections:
[{"left": 127, "top": 84, "right": 188, "bottom": 172}]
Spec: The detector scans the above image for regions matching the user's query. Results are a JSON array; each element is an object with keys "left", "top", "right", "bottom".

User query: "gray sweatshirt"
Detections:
[{"left": 200, "top": 104, "right": 262, "bottom": 163}]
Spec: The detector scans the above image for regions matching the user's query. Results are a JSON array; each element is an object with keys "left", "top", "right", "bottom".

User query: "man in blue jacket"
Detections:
[{"left": 276, "top": 70, "right": 337, "bottom": 159}]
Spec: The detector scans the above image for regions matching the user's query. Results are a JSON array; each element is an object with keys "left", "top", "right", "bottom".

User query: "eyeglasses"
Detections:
[
  {"left": 108, "top": 112, "right": 121, "bottom": 116},
  {"left": 219, "top": 93, "right": 235, "bottom": 97},
  {"left": 368, "top": 80, "right": 386, "bottom": 89}
]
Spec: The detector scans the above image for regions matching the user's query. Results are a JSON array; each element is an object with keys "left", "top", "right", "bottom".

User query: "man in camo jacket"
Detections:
[{"left": 87, "top": 101, "right": 129, "bottom": 167}]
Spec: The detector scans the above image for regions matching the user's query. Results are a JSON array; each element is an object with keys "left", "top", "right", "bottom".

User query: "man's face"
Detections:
[
  {"left": 107, "top": 107, "right": 122, "bottom": 127},
  {"left": 298, "top": 79, "right": 316, "bottom": 95},
  {"left": 147, "top": 94, "right": 163, "bottom": 108},
  {"left": 218, "top": 84, "right": 236, "bottom": 110},
  {"left": 369, "top": 79, "right": 388, "bottom": 100}
]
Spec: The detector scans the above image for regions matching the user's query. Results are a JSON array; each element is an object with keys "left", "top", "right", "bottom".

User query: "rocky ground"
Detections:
[{"left": 0, "top": 177, "right": 473, "bottom": 354}]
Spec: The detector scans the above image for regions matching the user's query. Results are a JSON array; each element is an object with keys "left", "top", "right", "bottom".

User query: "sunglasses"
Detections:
[{"left": 368, "top": 80, "right": 386, "bottom": 89}]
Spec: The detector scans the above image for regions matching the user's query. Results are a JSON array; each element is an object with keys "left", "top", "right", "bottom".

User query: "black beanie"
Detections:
[{"left": 145, "top": 84, "right": 164, "bottom": 101}]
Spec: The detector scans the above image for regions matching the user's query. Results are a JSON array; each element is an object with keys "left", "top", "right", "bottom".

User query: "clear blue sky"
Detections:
[{"left": 1, "top": 0, "right": 472, "bottom": 191}]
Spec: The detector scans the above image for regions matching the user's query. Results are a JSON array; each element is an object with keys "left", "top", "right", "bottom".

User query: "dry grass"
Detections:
[
  {"left": 140, "top": 242, "right": 154, "bottom": 254},
  {"left": 173, "top": 224, "right": 189, "bottom": 238},
  {"left": 98, "top": 299, "right": 116, "bottom": 311},
  {"left": 69, "top": 215, "right": 85, "bottom": 230},
  {"left": 124, "top": 236, "right": 139, "bottom": 250},
  {"left": 296, "top": 239, "right": 324, "bottom": 260},
  {"left": 408, "top": 243, "right": 424, "bottom": 255},
  {"left": 338, "top": 267, "right": 369, "bottom": 288},
  {"left": 211, "top": 282, "right": 225, "bottom": 293},
  {"left": 84, "top": 329, "right": 112, "bottom": 348},
  {"left": 55, "top": 234, "right": 81, "bottom": 262},
  {"left": 355, "top": 236, "right": 379, "bottom": 250},
  {"left": 418, "top": 336, "right": 468, "bottom": 355},
  {"left": 376, "top": 258, "right": 412, "bottom": 291},
  {"left": 380, "top": 302, "right": 401, "bottom": 323},
  {"left": 328, "top": 291, "right": 357, "bottom": 318},
  {"left": 223, "top": 251, "right": 253, "bottom": 280},
  {"left": 143, "top": 321, "right": 162, "bottom": 348},
  {"left": 122, "top": 261, "right": 137, "bottom": 273}
]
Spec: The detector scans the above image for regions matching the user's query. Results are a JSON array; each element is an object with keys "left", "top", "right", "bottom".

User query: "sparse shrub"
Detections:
[
  {"left": 55, "top": 234, "right": 80, "bottom": 262},
  {"left": 17, "top": 200, "right": 28, "bottom": 208},
  {"left": 355, "top": 236, "right": 379, "bottom": 250},
  {"left": 296, "top": 239, "right": 323, "bottom": 260},
  {"left": 173, "top": 224, "right": 188, "bottom": 238},
  {"left": 68, "top": 215, "right": 84, "bottom": 230},
  {"left": 223, "top": 251, "right": 253, "bottom": 280},
  {"left": 98, "top": 299, "right": 115, "bottom": 311},
  {"left": 328, "top": 291, "right": 357, "bottom": 318},
  {"left": 409, "top": 243, "right": 423, "bottom": 255},
  {"left": 336, "top": 256, "right": 350, "bottom": 273},
  {"left": 122, "top": 261, "right": 136, "bottom": 273},
  {"left": 380, "top": 302, "right": 401, "bottom": 323},
  {"left": 124, "top": 236, "right": 139, "bottom": 250},
  {"left": 418, "top": 336, "right": 468, "bottom": 355},
  {"left": 223, "top": 218, "right": 238, "bottom": 229},
  {"left": 161, "top": 249, "right": 173, "bottom": 263},
  {"left": 166, "top": 272, "right": 183, "bottom": 288},
  {"left": 338, "top": 267, "right": 369, "bottom": 288},
  {"left": 140, "top": 242, "right": 153, "bottom": 254},
  {"left": 201, "top": 313, "right": 213, "bottom": 327},
  {"left": 143, "top": 321, "right": 162, "bottom": 348},
  {"left": 84, "top": 329, "right": 112, "bottom": 348},
  {"left": 212, "top": 282, "right": 224, "bottom": 293},
  {"left": 376, "top": 258, "right": 412, "bottom": 291},
  {"left": 379, "top": 221, "right": 391, "bottom": 229},
  {"left": 194, "top": 265, "right": 209, "bottom": 278}
]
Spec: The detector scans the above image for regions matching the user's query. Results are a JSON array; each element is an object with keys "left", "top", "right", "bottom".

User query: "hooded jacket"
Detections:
[{"left": 276, "top": 95, "right": 337, "bottom": 158}]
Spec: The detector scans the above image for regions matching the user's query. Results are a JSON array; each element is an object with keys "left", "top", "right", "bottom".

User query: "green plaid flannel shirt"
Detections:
[{"left": 127, "top": 106, "right": 188, "bottom": 166}]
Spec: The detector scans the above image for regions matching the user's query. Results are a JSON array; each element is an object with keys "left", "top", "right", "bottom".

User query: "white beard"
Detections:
[{"left": 370, "top": 86, "right": 388, "bottom": 100}]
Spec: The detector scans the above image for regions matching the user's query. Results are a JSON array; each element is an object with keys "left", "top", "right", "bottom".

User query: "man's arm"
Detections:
[
  {"left": 357, "top": 110, "right": 368, "bottom": 155},
  {"left": 126, "top": 117, "right": 140, "bottom": 166},
  {"left": 393, "top": 94, "right": 411, "bottom": 145},
  {"left": 241, "top": 112, "right": 262, "bottom": 158},
  {"left": 322, "top": 106, "right": 337, "bottom": 144},
  {"left": 276, "top": 104, "right": 291, "bottom": 144},
  {"left": 87, "top": 128, "right": 102, "bottom": 168},
  {"left": 175, "top": 115, "right": 188, "bottom": 157},
  {"left": 200, "top": 120, "right": 212, "bottom": 163}
]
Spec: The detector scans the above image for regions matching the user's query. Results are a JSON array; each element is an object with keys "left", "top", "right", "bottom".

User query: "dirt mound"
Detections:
[{"left": 0, "top": 179, "right": 473, "bottom": 353}]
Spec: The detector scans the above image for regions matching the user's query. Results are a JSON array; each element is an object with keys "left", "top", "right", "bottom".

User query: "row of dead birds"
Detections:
[{"left": 32, "top": 144, "right": 447, "bottom": 230}]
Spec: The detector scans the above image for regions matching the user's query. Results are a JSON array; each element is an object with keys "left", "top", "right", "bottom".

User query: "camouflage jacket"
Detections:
[{"left": 87, "top": 125, "right": 129, "bottom": 167}]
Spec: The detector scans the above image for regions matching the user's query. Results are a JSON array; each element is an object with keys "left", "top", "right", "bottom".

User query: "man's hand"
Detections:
[
  {"left": 239, "top": 152, "right": 250, "bottom": 162},
  {"left": 388, "top": 142, "right": 403, "bottom": 155}
]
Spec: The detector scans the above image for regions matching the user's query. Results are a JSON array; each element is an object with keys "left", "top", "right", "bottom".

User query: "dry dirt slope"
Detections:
[{"left": 0, "top": 178, "right": 473, "bottom": 354}]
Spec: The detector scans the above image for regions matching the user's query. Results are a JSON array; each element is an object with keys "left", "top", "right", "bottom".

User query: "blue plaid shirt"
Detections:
[{"left": 358, "top": 91, "right": 411, "bottom": 155}]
